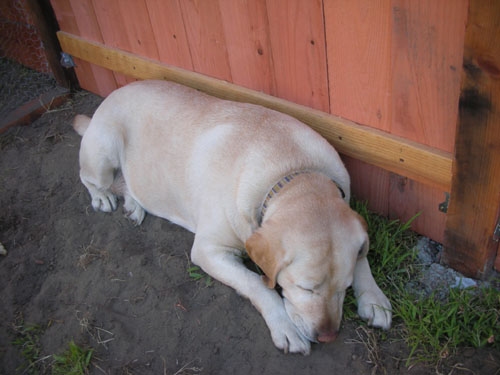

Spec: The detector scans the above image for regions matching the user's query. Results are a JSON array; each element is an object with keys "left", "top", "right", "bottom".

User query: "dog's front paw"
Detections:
[
  {"left": 267, "top": 311, "right": 311, "bottom": 355},
  {"left": 91, "top": 191, "right": 117, "bottom": 212},
  {"left": 357, "top": 288, "right": 392, "bottom": 330}
]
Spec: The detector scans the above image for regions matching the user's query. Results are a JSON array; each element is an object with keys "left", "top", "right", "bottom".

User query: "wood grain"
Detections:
[
  {"left": 57, "top": 31, "right": 453, "bottom": 192},
  {"left": 266, "top": 0, "right": 329, "bottom": 112},
  {"left": 50, "top": 0, "right": 115, "bottom": 96},
  {"left": 391, "top": 0, "right": 467, "bottom": 152},
  {"left": 324, "top": 0, "right": 392, "bottom": 219},
  {"left": 91, "top": 0, "right": 135, "bottom": 87},
  {"left": 388, "top": 177, "right": 447, "bottom": 243},
  {"left": 92, "top": 0, "right": 161, "bottom": 87},
  {"left": 219, "top": 0, "right": 276, "bottom": 94},
  {"left": 145, "top": 0, "right": 194, "bottom": 71},
  {"left": 68, "top": 0, "right": 117, "bottom": 95},
  {"left": 324, "top": 0, "right": 468, "bottom": 242},
  {"left": 178, "top": 0, "right": 232, "bottom": 81},
  {"left": 343, "top": 157, "right": 390, "bottom": 217},
  {"left": 325, "top": 0, "right": 392, "bottom": 131},
  {"left": 443, "top": 0, "right": 500, "bottom": 277},
  {"left": 389, "top": 0, "right": 468, "bottom": 246}
]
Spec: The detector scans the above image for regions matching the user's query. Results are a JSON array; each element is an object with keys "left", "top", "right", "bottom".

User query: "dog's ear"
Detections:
[
  {"left": 356, "top": 213, "right": 368, "bottom": 233},
  {"left": 355, "top": 214, "right": 370, "bottom": 259},
  {"left": 358, "top": 238, "right": 369, "bottom": 259},
  {"left": 245, "top": 231, "right": 283, "bottom": 289}
]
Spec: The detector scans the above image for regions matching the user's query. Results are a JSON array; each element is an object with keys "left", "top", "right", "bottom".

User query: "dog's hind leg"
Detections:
[
  {"left": 123, "top": 193, "right": 145, "bottom": 225},
  {"left": 78, "top": 130, "right": 119, "bottom": 213},
  {"left": 111, "top": 172, "right": 146, "bottom": 225},
  {"left": 80, "top": 165, "right": 117, "bottom": 213}
]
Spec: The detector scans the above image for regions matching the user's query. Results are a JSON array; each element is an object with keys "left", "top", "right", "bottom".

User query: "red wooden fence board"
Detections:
[
  {"left": 266, "top": 0, "right": 329, "bottom": 112},
  {"left": 91, "top": 0, "right": 135, "bottom": 87},
  {"left": 51, "top": 0, "right": 102, "bottom": 94},
  {"left": 390, "top": 0, "right": 467, "bottom": 152},
  {"left": 219, "top": 0, "right": 277, "bottom": 95},
  {"left": 146, "top": 0, "right": 194, "bottom": 71},
  {"left": 388, "top": 177, "right": 447, "bottom": 242},
  {"left": 68, "top": 0, "right": 117, "bottom": 96},
  {"left": 323, "top": 0, "right": 468, "bottom": 242},
  {"left": 325, "top": 0, "right": 392, "bottom": 132},
  {"left": 178, "top": 0, "right": 232, "bottom": 82},
  {"left": 117, "top": 0, "right": 160, "bottom": 60},
  {"left": 343, "top": 157, "right": 391, "bottom": 217},
  {"left": 388, "top": 0, "right": 467, "bottom": 242},
  {"left": 324, "top": 0, "right": 392, "bottom": 220}
]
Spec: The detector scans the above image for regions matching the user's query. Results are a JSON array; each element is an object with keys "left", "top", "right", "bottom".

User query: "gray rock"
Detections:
[
  {"left": 414, "top": 237, "right": 438, "bottom": 266},
  {"left": 453, "top": 276, "right": 477, "bottom": 289},
  {"left": 407, "top": 236, "right": 499, "bottom": 300}
]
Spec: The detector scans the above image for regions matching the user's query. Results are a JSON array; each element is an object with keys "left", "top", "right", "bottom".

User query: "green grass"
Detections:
[
  {"left": 350, "top": 200, "right": 500, "bottom": 365},
  {"left": 52, "top": 340, "right": 94, "bottom": 375},
  {"left": 12, "top": 320, "right": 45, "bottom": 374},
  {"left": 397, "top": 286, "right": 499, "bottom": 362},
  {"left": 12, "top": 318, "right": 94, "bottom": 375},
  {"left": 187, "top": 265, "right": 213, "bottom": 287}
]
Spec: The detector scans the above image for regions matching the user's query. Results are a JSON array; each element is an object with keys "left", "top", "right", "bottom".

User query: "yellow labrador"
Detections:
[{"left": 74, "top": 80, "right": 391, "bottom": 354}]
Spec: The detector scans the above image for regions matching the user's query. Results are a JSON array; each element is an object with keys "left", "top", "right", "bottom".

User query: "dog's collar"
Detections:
[{"left": 258, "top": 171, "right": 345, "bottom": 225}]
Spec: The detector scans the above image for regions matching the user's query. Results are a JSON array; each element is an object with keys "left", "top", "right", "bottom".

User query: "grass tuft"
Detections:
[
  {"left": 397, "top": 285, "right": 500, "bottom": 363},
  {"left": 52, "top": 340, "right": 94, "bottom": 375},
  {"left": 12, "top": 317, "right": 95, "bottom": 375},
  {"left": 350, "top": 200, "right": 500, "bottom": 366},
  {"left": 187, "top": 265, "right": 213, "bottom": 287},
  {"left": 12, "top": 319, "right": 45, "bottom": 374}
]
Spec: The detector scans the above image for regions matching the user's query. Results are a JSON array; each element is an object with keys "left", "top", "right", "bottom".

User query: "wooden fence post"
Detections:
[
  {"left": 26, "top": 0, "right": 77, "bottom": 88},
  {"left": 442, "top": 0, "right": 500, "bottom": 278}
]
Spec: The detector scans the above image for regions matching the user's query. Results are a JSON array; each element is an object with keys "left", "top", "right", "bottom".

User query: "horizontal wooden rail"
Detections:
[{"left": 58, "top": 31, "right": 453, "bottom": 191}]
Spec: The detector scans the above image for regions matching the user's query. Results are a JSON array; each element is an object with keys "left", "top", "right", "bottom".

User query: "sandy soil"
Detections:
[{"left": 1, "top": 90, "right": 499, "bottom": 375}]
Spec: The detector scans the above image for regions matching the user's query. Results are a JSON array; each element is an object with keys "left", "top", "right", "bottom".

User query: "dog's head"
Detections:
[{"left": 246, "top": 181, "right": 368, "bottom": 343}]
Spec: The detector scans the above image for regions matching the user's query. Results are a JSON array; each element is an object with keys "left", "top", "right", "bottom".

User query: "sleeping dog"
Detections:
[{"left": 73, "top": 80, "right": 391, "bottom": 354}]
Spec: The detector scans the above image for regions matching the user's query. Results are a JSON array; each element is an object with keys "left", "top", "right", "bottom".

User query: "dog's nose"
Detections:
[{"left": 317, "top": 330, "right": 339, "bottom": 343}]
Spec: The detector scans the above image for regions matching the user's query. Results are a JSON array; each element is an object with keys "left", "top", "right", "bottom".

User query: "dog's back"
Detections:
[{"left": 75, "top": 80, "right": 349, "bottom": 234}]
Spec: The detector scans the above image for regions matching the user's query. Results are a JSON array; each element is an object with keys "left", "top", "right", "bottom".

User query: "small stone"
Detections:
[
  {"left": 453, "top": 276, "right": 477, "bottom": 289},
  {"left": 415, "top": 237, "right": 437, "bottom": 265}
]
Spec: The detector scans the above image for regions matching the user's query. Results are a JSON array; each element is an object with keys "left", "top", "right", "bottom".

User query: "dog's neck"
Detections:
[{"left": 258, "top": 171, "right": 345, "bottom": 226}]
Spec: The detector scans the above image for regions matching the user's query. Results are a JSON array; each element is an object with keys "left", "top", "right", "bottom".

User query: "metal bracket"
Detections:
[
  {"left": 60, "top": 52, "right": 75, "bottom": 68},
  {"left": 439, "top": 192, "right": 450, "bottom": 213}
]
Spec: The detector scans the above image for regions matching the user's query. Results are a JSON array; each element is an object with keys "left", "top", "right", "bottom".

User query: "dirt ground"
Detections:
[{"left": 1, "top": 88, "right": 499, "bottom": 375}]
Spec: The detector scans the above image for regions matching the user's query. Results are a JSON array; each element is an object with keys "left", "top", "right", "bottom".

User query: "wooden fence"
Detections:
[{"left": 48, "top": 0, "right": 500, "bottom": 278}]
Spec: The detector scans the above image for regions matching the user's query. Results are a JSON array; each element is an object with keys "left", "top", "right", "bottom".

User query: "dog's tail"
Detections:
[{"left": 73, "top": 114, "right": 91, "bottom": 136}]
